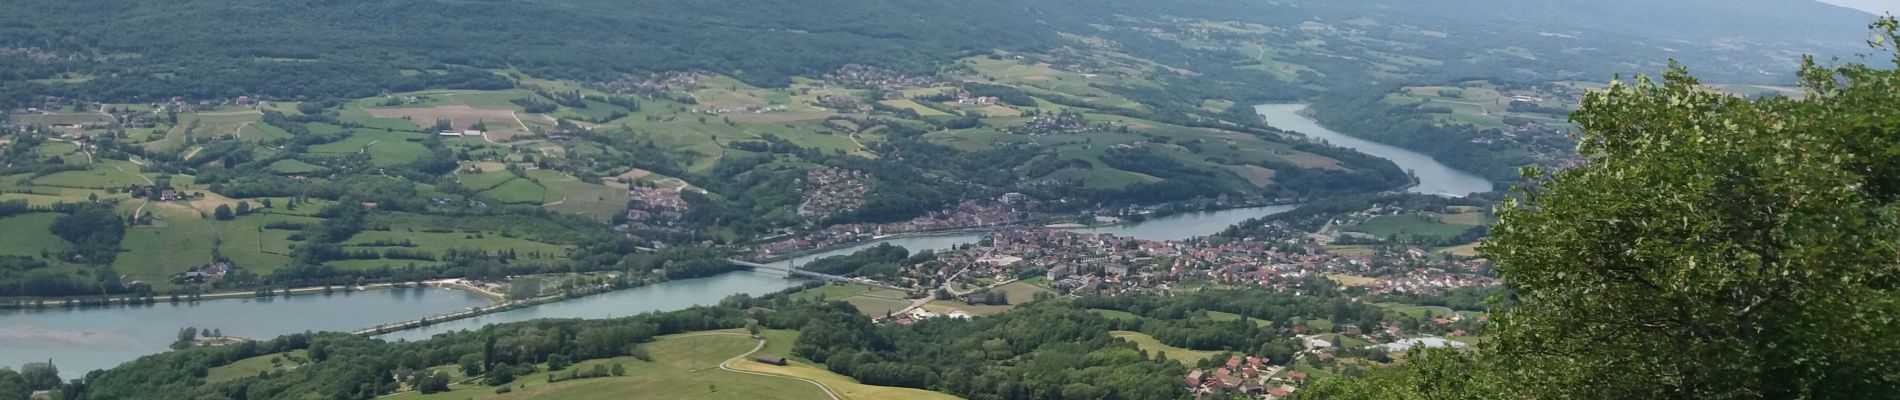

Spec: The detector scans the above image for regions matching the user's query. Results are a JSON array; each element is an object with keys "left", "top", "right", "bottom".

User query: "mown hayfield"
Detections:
[
  {"left": 1348, "top": 214, "right": 1477, "bottom": 242},
  {"left": 1327, "top": 273, "right": 1378, "bottom": 287},
  {"left": 307, "top": 130, "right": 432, "bottom": 167},
  {"left": 265, "top": 159, "right": 327, "bottom": 175},
  {"left": 365, "top": 105, "right": 530, "bottom": 137},
  {"left": 994, "top": 281, "right": 1053, "bottom": 303},
  {"left": 0, "top": 213, "right": 68, "bottom": 257},
  {"left": 341, "top": 230, "right": 567, "bottom": 259},
  {"left": 845, "top": 296, "right": 913, "bottom": 317},
  {"left": 1438, "top": 209, "right": 1488, "bottom": 225},
  {"left": 481, "top": 178, "right": 552, "bottom": 205},
  {"left": 542, "top": 178, "right": 629, "bottom": 221},
  {"left": 878, "top": 99, "right": 949, "bottom": 116},
  {"left": 1436, "top": 242, "right": 1482, "bottom": 257},
  {"left": 1111, "top": 331, "right": 1221, "bottom": 366},
  {"left": 1205, "top": 310, "right": 1272, "bottom": 327},
  {"left": 1089, "top": 308, "right": 1139, "bottom": 320},
  {"left": 1324, "top": 244, "right": 1376, "bottom": 257},
  {"left": 726, "top": 331, "right": 962, "bottom": 400},
  {"left": 387, "top": 331, "right": 832, "bottom": 400},
  {"left": 1226, "top": 164, "right": 1277, "bottom": 187},
  {"left": 34, "top": 141, "right": 79, "bottom": 157},
  {"left": 31, "top": 161, "right": 153, "bottom": 189},
  {"left": 205, "top": 350, "right": 307, "bottom": 384},
  {"left": 792, "top": 283, "right": 878, "bottom": 302},
  {"left": 112, "top": 202, "right": 304, "bottom": 287},
  {"left": 457, "top": 169, "right": 517, "bottom": 191},
  {"left": 11, "top": 112, "right": 113, "bottom": 127}
]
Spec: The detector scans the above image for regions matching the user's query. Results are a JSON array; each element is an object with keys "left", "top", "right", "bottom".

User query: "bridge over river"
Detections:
[{"left": 727, "top": 259, "right": 906, "bottom": 290}]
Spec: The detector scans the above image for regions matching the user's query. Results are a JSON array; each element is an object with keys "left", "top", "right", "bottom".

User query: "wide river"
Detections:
[
  {"left": 4, "top": 104, "right": 1486, "bottom": 374},
  {"left": 0, "top": 205, "right": 1297, "bottom": 373},
  {"left": 1254, "top": 104, "right": 1493, "bottom": 197}
]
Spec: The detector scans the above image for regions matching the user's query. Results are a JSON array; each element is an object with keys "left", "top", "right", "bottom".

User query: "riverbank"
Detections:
[
  {"left": 750, "top": 201, "right": 1303, "bottom": 264},
  {"left": 1256, "top": 103, "right": 1493, "bottom": 197},
  {"left": 0, "top": 280, "right": 506, "bottom": 311}
]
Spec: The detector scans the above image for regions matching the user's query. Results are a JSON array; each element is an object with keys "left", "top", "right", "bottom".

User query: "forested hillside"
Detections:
[{"left": 1, "top": 0, "right": 1875, "bottom": 106}]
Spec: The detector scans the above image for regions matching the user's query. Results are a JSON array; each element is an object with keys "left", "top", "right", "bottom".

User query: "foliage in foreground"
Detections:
[{"left": 1305, "top": 18, "right": 1900, "bottom": 400}]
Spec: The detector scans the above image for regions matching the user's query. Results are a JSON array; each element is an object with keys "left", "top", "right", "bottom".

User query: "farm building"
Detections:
[{"left": 753, "top": 354, "right": 788, "bottom": 366}]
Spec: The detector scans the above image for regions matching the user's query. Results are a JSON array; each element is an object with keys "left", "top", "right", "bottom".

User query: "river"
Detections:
[
  {"left": 1254, "top": 104, "right": 1493, "bottom": 197},
  {"left": 7, "top": 132, "right": 1428, "bottom": 375},
  {"left": 0, "top": 287, "right": 489, "bottom": 373},
  {"left": 376, "top": 270, "right": 801, "bottom": 342},
  {"left": 0, "top": 206, "right": 1292, "bottom": 374},
  {"left": 765, "top": 204, "right": 1299, "bottom": 269}
]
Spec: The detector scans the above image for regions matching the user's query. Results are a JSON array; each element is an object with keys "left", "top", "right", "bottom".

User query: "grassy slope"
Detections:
[
  {"left": 204, "top": 350, "right": 307, "bottom": 384},
  {"left": 0, "top": 213, "right": 68, "bottom": 258},
  {"left": 1110, "top": 331, "right": 1221, "bottom": 366},
  {"left": 389, "top": 329, "right": 956, "bottom": 400}
]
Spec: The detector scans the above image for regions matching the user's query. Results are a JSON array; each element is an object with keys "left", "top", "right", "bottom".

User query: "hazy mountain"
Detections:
[{"left": 1816, "top": 0, "right": 1895, "bottom": 16}]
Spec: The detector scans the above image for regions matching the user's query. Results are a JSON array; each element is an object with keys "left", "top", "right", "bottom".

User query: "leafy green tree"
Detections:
[
  {"left": 458, "top": 354, "right": 484, "bottom": 376},
  {"left": 213, "top": 204, "right": 234, "bottom": 220},
  {"left": 18, "top": 362, "right": 57, "bottom": 391},
  {"left": 0, "top": 368, "right": 27, "bottom": 400},
  {"left": 1311, "top": 17, "right": 1900, "bottom": 399},
  {"left": 418, "top": 371, "right": 450, "bottom": 394},
  {"left": 483, "top": 365, "right": 516, "bottom": 386},
  {"left": 506, "top": 277, "right": 542, "bottom": 300}
]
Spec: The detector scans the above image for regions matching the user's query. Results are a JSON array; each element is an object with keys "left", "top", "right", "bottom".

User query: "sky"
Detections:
[{"left": 1816, "top": 0, "right": 1896, "bottom": 16}]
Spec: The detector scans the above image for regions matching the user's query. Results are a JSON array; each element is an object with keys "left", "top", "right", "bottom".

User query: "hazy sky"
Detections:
[{"left": 1816, "top": 0, "right": 1896, "bottom": 16}]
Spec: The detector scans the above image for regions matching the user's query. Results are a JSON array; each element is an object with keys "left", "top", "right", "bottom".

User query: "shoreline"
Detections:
[
  {"left": 750, "top": 202, "right": 1301, "bottom": 263},
  {"left": 0, "top": 281, "right": 504, "bottom": 311}
]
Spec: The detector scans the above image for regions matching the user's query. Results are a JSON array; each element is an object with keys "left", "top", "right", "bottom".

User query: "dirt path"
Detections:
[
  {"left": 847, "top": 133, "right": 876, "bottom": 157},
  {"left": 507, "top": 111, "right": 531, "bottom": 142},
  {"left": 700, "top": 333, "right": 843, "bottom": 400},
  {"left": 181, "top": 146, "right": 204, "bottom": 161}
]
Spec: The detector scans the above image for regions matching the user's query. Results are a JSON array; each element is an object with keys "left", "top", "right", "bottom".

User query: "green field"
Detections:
[
  {"left": 385, "top": 329, "right": 956, "bottom": 400},
  {"left": 1205, "top": 310, "right": 1273, "bottom": 327},
  {"left": 307, "top": 130, "right": 432, "bottom": 167},
  {"left": 1088, "top": 308, "right": 1139, "bottom": 320},
  {"left": 266, "top": 159, "right": 327, "bottom": 174},
  {"left": 878, "top": 99, "right": 949, "bottom": 116},
  {"left": 1376, "top": 303, "right": 1477, "bottom": 321},
  {"left": 480, "top": 178, "right": 552, "bottom": 205},
  {"left": 388, "top": 331, "right": 826, "bottom": 400},
  {"left": 792, "top": 283, "right": 878, "bottom": 302},
  {"left": 29, "top": 160, "right": 155, "bottom": 189},
  {"left": 205, "top": 350, "right": 307, "bottom": 384},
  {"left": 541, "top": 178, "right": 629, "bottom": 221},
  {"left": 341, "top": 231, "right": 567, "bottom": 260},
  {"left": 1346, "top": 214, "right": 1479, "bottom": 242},
  {"left": 114, "top": 203, "right": 312, "bottom": 287},
  {"left": 924, "top": 281, "right": 1053, "bottom": 316},
  {"left": 727, "top": 330, "right": 962, "bottom": 400},
  {"left": 0, "top": 213, "right": 69, "bottom": 257},
  {"left": 1308, "top": 333, "right": 1374, "bottom": 350},
  {"left": 1110, "top": 331, "right": 1221, "bottom": 366}
]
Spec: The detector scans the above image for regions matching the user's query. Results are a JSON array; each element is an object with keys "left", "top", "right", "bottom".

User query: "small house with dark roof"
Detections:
[{"left": 753, "top": 354, "right": 788, "bottom": 366}]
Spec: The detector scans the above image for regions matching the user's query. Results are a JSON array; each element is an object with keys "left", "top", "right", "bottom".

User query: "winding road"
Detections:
[{"left": 678, "top": 332, "right": 844, "bottom": 400}]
